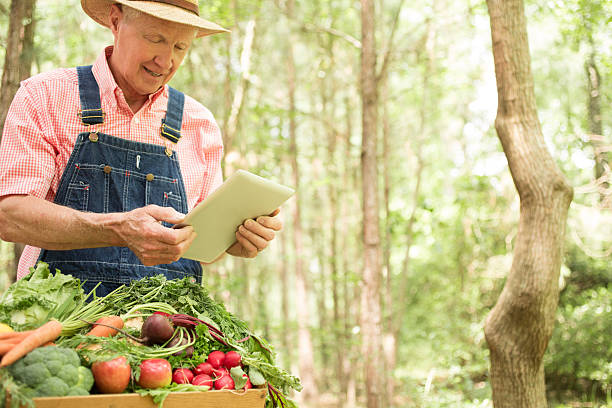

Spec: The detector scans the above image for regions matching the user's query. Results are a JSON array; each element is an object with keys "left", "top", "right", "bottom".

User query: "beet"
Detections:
[{"left": 141, "top": 314, "right": 175, "bottom": 345}]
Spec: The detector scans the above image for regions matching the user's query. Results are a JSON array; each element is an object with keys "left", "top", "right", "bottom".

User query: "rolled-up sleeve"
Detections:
[{"left": 0, "top": 82, "right": 57, "bottom": 200}]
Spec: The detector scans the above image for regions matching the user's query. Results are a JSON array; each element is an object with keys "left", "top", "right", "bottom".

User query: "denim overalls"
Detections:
[{"left": 38, "top": 65, "right": 202, "bottom": 296}]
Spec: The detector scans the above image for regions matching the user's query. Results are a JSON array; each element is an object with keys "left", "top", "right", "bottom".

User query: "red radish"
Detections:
[
  {"left": 244, "top": 376, "right": 252, "bottom": 389},
  {"left": 214, "top": 374, "right": 235, "bottom": 390},
  {"left": 172, "top": 368, "right": 194, "bottom": 384},
  {"left": 224, "top": 351, "right": 241, "bottom": 368},
  {"left": 194, "top": 362, "right": 213, "bottom": 376},
  {"left": 213, "top": 367, "right": 229, "bottom": 379},
  {"left": 207, "top": 350, "right": 225, "bottom": 369},
  {"left": 192, "top": 374, "right": 213, "bottom": 388}
]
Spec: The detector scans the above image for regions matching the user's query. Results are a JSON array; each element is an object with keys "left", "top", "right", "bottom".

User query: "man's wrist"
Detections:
[{"left": 81, "top": 211, "right": 127, "bottom": 247}]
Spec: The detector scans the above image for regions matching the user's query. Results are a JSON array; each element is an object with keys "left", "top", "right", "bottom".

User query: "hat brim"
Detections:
[{"left": 81, "top": 0, "right": 229, "bottom": 38}]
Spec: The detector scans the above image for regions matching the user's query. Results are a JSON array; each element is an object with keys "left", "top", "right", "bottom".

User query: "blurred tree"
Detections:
[
  {"left": 0, "top": 0, "right": 36, "bottom": 138},
  {"left": 360, "top": 0, "right": 382, "bottom": 406},
  {"left": 284, "top": 0, "right": 319, "bottom": 403},
  {"left": 0, "top": 0, "right": 36, "bottom": 280},
  {"left": 484, "top": 0, "right": 574, "bottom": 407}
]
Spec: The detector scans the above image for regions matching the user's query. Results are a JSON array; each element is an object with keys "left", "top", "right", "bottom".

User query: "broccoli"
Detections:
[{"left": 7, "top": 346, "right": 94, "bottom": 398}]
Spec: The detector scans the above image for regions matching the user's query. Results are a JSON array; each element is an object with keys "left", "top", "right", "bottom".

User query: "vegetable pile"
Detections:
[{"left": 0, "top": 263, "right": 301, "bottom": 408}]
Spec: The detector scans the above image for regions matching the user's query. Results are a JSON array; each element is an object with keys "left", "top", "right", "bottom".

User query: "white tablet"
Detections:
[{"left": 179, "top": 170, "right": 295, "bottom": 263}]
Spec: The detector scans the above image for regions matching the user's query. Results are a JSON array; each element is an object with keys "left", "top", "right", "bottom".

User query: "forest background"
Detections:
[{"left": 0, "top": 0, "right": 610, "bottom": 407}]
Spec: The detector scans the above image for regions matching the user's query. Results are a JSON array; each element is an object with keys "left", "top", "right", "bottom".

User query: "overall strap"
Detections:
[
  {"left": 160, "top": 86, "right": 185, "bottom": 143},
  {"left": 76, "top": 65, "right": 104, "bottom": 125}
]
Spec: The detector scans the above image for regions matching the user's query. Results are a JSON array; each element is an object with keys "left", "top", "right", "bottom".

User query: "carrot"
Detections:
[
  {"left": 0, "top": 330, "right": 33, "bottom": 341},
  {"left": 86, "top": 316, "right": 124, "bottom": 337},
  {"left": 0, "top": 320, "right": 62, "bottom": 367},
  {"left": 0, "top": 342, "right": 19, "bottom": 355}
]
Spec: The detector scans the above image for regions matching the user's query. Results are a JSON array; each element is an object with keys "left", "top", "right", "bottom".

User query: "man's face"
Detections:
[{"left": 109, "top": 5, "right": 197, "bottom": 102}]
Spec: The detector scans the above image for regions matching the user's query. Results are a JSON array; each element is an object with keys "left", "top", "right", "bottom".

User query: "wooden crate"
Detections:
[{"left": 21, "top": 389, "right": 267, "bottom": 408}]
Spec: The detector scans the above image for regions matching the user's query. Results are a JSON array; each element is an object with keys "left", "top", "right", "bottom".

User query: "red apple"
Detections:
[
  {"left": 137, "top": 359, "right": 172, "bottom": 389},
  {"left": 224, "top": 351, "right": 241, "bottom": 369},
  {"left": 91, "top": 356, "right": 131, "bottom": 394},
  {"left": 194, "top": 362, "right": 213, "bottom": 376},
  {"left": 172, "top": 368, "right": 194, "bottom": 384},
  {"left": 207, "top": 350, "right": 225, "bottom": 369},
  {"left": 192, "top": 374, "right": 213, "bottom": 388}
]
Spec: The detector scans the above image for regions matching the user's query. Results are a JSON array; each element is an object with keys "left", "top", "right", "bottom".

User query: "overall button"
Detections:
[
  {"left": 146, "top": 173, "right": 154, "bottom": 182},
  {"left": 165, "top": 147, "right": 173, "bottom": 157},
  {"left": 89, "top": 132, "right": 99, "bottom": 142},
  {"left": 103, "top": 165, "right": 112, "bottom": 174}
]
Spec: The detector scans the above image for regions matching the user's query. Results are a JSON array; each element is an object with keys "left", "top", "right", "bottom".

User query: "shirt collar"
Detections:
[{"left": 91, "top": 46, "right": 167, "bottom": 111}]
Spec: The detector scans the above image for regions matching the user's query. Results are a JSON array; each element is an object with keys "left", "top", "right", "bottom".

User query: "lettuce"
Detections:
[{"left": 0, "top": 262, "right": 84, "bottom": 330}]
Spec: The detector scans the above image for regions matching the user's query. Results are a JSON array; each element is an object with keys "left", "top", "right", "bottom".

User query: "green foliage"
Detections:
[
  {"left": 545, "top": 286, "right": 612, "bottom": 396},
  {"left": 0, "top": 262, "right": 84, "bottom": 331}
]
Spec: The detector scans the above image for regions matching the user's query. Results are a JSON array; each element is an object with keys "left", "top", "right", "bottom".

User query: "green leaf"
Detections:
[
  {"left": 248, "top": 366, "right": 266, "bottom": 386},
  {"left": 230, "top": 366, "right": 247, "bottom": 389}
]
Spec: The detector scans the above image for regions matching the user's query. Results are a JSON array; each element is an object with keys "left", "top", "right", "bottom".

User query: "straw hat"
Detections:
[{"left": 81, "top": 0, "right": 229, "bottom": 37}]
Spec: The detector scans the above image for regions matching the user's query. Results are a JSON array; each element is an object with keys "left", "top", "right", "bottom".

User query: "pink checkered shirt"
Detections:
[{"left": 0, "top": 46, "right": 224, "bottom": 279}]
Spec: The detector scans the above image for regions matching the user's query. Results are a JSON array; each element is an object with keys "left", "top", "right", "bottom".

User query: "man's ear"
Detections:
[{"left": 108, "top": 4, "right": 122, "bottom": 35}]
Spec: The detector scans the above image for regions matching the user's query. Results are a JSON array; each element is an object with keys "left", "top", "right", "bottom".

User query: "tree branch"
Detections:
[
  {"left": 377, "top": 0, "right": 406, "bottom": 83},
  {"left": 301, "top": 22, "right": 361, "bottom": 49}
]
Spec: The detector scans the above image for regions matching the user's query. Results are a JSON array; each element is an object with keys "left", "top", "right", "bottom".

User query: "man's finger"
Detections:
[
  {"left": 256, "top": 215, "right": 282, "bottom": 231},
  {"left": 157, "top": 224, "right": 195, "bottom": 245},
  {"left": 235, "top": 231, "right": 258, "bottom": 257},
  {"left": 238, "top": 224, "right": 268, "bottom": 249}
]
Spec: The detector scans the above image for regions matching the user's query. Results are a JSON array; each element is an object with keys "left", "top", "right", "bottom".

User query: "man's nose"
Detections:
[{"left": 153, "top": 47, "right": 173, "bottom": 71}]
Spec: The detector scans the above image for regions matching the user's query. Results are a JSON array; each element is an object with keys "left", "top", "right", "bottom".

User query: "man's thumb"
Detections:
[{"left": 148, "top": 205, "right": 186, "bottom": 224}]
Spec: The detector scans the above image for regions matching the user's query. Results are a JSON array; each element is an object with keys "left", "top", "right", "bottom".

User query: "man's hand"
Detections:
[
  {"left": 226, "top": 208, "right": 282, "bottom": 258},
  {"left": 113, "top": 205, "right": 196, "bottom": 266}
]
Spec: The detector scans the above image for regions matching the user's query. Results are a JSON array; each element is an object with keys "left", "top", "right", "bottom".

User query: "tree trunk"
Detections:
[
  {"left": 484, "top": 1, "right": 573, "bottom": 407},
  {"left": 279, "top": 195, "right": 292, "bottom": 369},
  {"left": 585, "top": 50, "right": 607, "bottom": 200},
  {"left": 340, "top": 95, "right": 356, "bottom": 406},
  {"left": 360, "top": 0, "right": 382, "bottom": 407},
  {"left": 286, "top": 1, "right": 318, "bottom": 402},
  {"left": 221, "top": 18, "right": 256, "bottom": 176},
  {"left": 0, "top": 0, "right": 36, "bottom": 139}
]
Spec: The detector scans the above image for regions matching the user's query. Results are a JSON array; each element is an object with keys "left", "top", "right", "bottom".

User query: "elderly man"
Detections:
[{"left": 0, "top": 0, "right": 281, "bottom": 296}]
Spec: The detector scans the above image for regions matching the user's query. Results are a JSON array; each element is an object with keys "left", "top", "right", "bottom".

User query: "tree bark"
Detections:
[
  {"left": 0, "top": 0, "right": 36, "bottom": 139},
  {"left": 484, "top": 1, "right": 573, "bottom": 407},
  {"left": 360, "top": 0, "right": 382, "bottom": 407}
]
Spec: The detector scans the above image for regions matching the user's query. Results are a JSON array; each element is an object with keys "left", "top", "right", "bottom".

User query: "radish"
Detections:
[
  {"left": 214, "top": 374, "right": 235, "bottom": 390},
  {"left": 224, "top": 351, "right": 241, "bottom": 368},
  {"left": 213, "top": 367, "right": 229, "bottom": 380},
  {"left": 207, "top": 350, "right": 225, "bottom": 369},
  {"left": 192, "top": 374, "right": 213, "bottom": 388},
  {"left": 172, "top": 368, "right": 194, "bottom": 384},
  {"left": 194, "top": 362, "right": 213, "bottom": 376},
  {"left": 244, "top": 376, "right": 252, "bottom": 389}
]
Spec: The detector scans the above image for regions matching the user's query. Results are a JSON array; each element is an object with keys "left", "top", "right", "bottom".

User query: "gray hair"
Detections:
[{"left": 120, "top": 5, "right": 143, "bottom": 22}]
